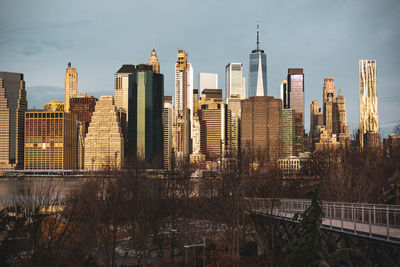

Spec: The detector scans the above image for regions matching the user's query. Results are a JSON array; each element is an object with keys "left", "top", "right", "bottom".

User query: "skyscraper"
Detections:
[
  {"left": 198, "top": 96, "right": 229, "bottom": 160},
  {"left": 114, "top": 64, "right": 136, "bottom": 121},
  {"left": 359, "top": 60, "right": 379, "bottom": 148},
  {"left": 84, "top": 96, "right": 124, "bottom": 170},
  {"left": 288, "top": 68, "right": 304, "bottom": 156},
  {"left": 280, "top": 79, "right": 288, "bottom": 108},
  {"left": 24, "top": 110, "right": 77, "bottom": 170},
  {"left": 282, "top": 109, "right": 295, "bottom": 158},
  {"left": 335, "top": 89, "right": 350, "bottom": 145},
  {"left": 199, "top": 72, "right": 218, "bottom": 96},
  {"left": 248, "top": 23, "right": 267, "bottom": 97},
  {"left": 225, "top": 63, "right": 245, "bottom": 100},
  {"left": 323, "top": 78, "right": 335, "bottom": 131},
  {"left": 70, "top": 94, "right": 98, "bottom": 169},
  {"left": 128, "top": 64, "right": 164, "bottom": 165},
  {"left": 148, "top": 48, "right": 160, "bottom": 74},
  {"left": 241, "top": 96, "right": 282, "bottom": 168},
  {"left": 0, "top": 72, "right": 27, "bottom": 170},
  {"left": 175, "top": 50, "right": 191, "bottom": 159},
  {"left": 163, "top": 96, "right": 173, "bottom": 169},
  {"left": 64, "top": 62, "right": 78, "bottom": 112}
]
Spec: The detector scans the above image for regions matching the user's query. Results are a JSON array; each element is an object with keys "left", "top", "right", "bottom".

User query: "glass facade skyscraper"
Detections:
[
  {"left": 248, "top": 24, "right": 267, "bottom": 97},
  {"left": 128, "top": 64, "right": 164, "bottom": 165}
]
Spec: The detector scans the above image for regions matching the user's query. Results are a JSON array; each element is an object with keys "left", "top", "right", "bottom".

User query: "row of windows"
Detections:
[{"left": 26, "top": 113, "right": 64, "bottom": 118}]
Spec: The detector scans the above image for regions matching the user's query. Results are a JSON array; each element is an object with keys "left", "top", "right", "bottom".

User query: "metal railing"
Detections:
[{"left": 245, "top": 198, "right": 400, "bottom": 241}]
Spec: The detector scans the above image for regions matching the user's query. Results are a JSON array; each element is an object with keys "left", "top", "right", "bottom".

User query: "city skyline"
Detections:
[{"left": 1, "top": 0, "right": 399, "bottom": 135}]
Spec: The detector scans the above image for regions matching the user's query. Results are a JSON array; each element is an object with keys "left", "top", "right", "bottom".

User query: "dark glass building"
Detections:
[
  {"left": 248, "top": 24, "right": 267, "bottom": 97},
  {"left": 0, "top": 72, "right": 27, "bottom": 170},
  {"left": 128, "top": 64, "right": 164, "bottom": 166}
]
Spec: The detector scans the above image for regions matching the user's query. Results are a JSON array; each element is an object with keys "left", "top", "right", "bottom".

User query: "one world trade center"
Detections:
[{"left": 248, "top": 23, "right": 267, "bottom": 97}]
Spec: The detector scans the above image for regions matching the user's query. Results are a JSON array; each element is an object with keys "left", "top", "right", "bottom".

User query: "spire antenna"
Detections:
[
  {"left": 256, "top": 21, "right": 260, "bottom": 51},
  {"left": 153, "top": 34, "right": 155, "bottom": 49}
]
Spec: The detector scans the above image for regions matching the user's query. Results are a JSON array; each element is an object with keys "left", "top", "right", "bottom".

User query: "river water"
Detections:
[{"left": 0, "top": 177, "right": 81, "bottom": 209}]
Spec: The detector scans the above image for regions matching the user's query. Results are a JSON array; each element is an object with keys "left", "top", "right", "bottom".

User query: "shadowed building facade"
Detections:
[
  {"left": 70, "top": 94, "right": 97, "bottom": 169},
  {"left": 241, "top": 96, "right": 282, "bottom": 168},
  {"left": 0, "top": 72, "right": 27, "bottom": 170},
  {"left": 24, "top": 110, "right": 77, "bottom": 170},
  {"left": 128, "top": 64, "right": 164, "bottom": 166}
]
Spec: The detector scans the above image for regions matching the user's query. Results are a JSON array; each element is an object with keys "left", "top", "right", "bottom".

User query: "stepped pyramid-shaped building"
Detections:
[{"left": 84, "top": 96, "right": 124, "bottom": 170}]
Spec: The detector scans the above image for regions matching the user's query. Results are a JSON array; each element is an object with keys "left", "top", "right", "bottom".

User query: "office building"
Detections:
[
  {"left": 84, "top": 96, "right": 124, "bottom": 170},
  {"left": 323, "top": 77, "right": 335, "bottom": 130},
  {"left": 199, "top": 72, "right": 218, "bottom": 96},
  {"left": 128, "top": 64, "right": 164, "bottom": 165},
  {"left": 163, "top": 96, "right": 173, "bottom": 169},
  {"left": 225, "top": 63, "right": 245, "bottom": 100},
  {"left": 359, "top": 60, "right": 379, "bottom": 148},
  {"left": 383, "top": 134, "right": 400, "bottom": 158},
  {"left": 69, "top": 94, "right": 97, "bottom": 134},
  {"left": 64, "top": 62, "right": 78, "bottom": 112},
  {"left": 148, "top": 48, "right": 160, "bottom": 74},
  {"left": 175, "top": 50, "right": 191, "bottom": 159},
  {"left": 248, "top": 23, "right": 267, "bottom": 97},
  {"left": 287, "top": 68, "right": 304, "bottom": 155},
  {"left": 282, "top": 109, "right": 295, "bottom": 158},
  {"left": 70, "top": 94, "right": 98, "bottom": 169},
  {"left": 198, "top": 96, "right": 229, "bottom": 160},
  {"left": 335, "top": 89, "right": 350, "bottom": 145},
  {"left": 227, "top": 97, "right": 241, "bottom": 154},
  {"left": 241, "top": 96, "right": 282, "bottom": 168},
  {"left": 310, "top": 100, "right": 324, "bottom": 149},
  {"left": 280, "top": 79, "right": 288, "bottom": 108},
  {"left": 190, "top": 89, "right": 205, "bottom": 164},
  {"left": 24, "top": 110, "right": 77, "bottom": 170},
  {"left": 44, "top": 100, "right": 64, "bottom": 112},
  {"left": 0, "top": 72, "right": 27, "bottom": 169},
  {"left": 114, "top": 64, "right": 136, "bottom": 121},
  {"left": 202, "top": 89, "right": 222, "bottom": 101}
]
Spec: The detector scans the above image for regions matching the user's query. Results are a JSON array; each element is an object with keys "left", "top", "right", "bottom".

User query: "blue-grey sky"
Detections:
[{"left": 1, "top": 0, "right": 399, "bottom": 135}]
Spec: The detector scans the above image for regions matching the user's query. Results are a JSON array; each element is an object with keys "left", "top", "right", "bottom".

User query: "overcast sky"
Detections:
[{"left": 1, "top": 0, "right": 399, "bottom": 135}]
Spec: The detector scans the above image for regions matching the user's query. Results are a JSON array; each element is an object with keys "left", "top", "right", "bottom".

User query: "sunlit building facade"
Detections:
[
  {"left": 64, "top": 62, "right": 78, "bottom": 112},
  {"left": 24, "top": 110, "right": 77, "bottom": 170},
  {"left": 84, "top": 96, "right": 124, "bottom": 170},
  {"left": 359, "top": 60, "right": 379, "bottom": 148}
]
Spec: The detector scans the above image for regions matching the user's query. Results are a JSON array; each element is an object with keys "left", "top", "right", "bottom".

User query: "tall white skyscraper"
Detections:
[
  {"left": 225, "top": 63, "right": 246, "bottom": 100},
  {"left": 187, "top": 63, "right": 194, "bottom": 140},
  {"left": 199, "top": 72, "right": 218, "bottom": 96}
]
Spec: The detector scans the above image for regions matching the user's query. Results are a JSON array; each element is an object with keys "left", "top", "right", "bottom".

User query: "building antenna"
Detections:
[
  {"left": 257, "top": 21, "right": 260, "bottom": 51},
  {"left": 153, "top": 34, "right": 155, "bottom": 49}
]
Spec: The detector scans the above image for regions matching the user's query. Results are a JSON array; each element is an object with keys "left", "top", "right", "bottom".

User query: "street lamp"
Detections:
[
  {"left": 170, "top": 228, "right": 177, "bottom": 261},
  {"left": 184, "top": 237, "right": 206, "bottom": 267}
]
